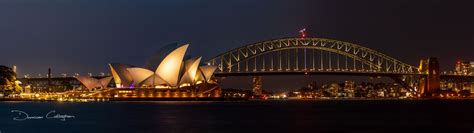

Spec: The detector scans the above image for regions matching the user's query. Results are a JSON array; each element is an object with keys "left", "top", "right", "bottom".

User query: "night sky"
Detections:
[{"left": 1, "top": 0, "right": 473, "bottom": 90}]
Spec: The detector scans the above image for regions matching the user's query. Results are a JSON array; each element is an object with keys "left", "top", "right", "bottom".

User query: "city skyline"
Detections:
[
  {"left": 1, "top": 0, "right": 473, "bottom": 90},
  {"left": 1, "top": 1, "right": 474, "bottom": 132}
]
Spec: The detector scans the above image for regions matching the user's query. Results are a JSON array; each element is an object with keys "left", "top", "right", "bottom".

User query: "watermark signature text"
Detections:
[{"left": 11, "top": 110, "right": 75, "bottom": 121}]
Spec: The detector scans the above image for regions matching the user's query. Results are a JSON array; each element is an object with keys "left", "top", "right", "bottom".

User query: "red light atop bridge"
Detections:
[{"left": 299, "top": 28, "right": 307, "bottom": 38}]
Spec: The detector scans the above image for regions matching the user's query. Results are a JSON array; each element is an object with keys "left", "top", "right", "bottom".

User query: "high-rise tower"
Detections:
[{"left": 252, "top": 76, "right": 263, "bottom": 96}]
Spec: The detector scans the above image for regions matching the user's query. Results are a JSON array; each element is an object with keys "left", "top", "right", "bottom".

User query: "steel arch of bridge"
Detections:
[{"left": 207, "top": 38, "right": 418, "bottom": 75}]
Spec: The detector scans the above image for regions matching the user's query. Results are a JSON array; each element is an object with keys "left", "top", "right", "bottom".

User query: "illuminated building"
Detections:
[
  {"left": 471, "top": 62, "right": 474, "bottom": 93},
  {"left": 470, "top": 62, "right": 474, "bottom": 75},
  {"left": 109, "top": 63, "right": 134, "bottom": 88},
  {"left": 252, "top": 76, "right": 263, "bottom": 95},
  {"left": 75, "top": 76, "right": 113, "bottom": 90},
  {"left": 102, "top": 44, "right": 221, "bottom": 98},
  {"left": 455, "top": 60, "right": 471, "bottom": 75},
  {"left": 110, "top": 44, "right": 218, "bottom": 88},
  {"left": 13, "top": 65, "right": 17, "bottom": 73}
]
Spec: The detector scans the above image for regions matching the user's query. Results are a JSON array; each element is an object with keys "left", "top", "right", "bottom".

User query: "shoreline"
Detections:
[
  {"left": 0, "top": 97, "right": 249, "bottom": 102},
  {"left": 1, "top": 97, "right": 474, "bottom": 102}
]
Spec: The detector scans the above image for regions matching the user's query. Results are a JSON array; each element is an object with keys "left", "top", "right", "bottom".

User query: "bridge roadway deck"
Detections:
[
  {"left": 214, "top": 71, "right": 422, "bottom": 77},
  {"left": 214, "top": 72, "right": 474, "bottom": 81},
  {"left": 17, "top": 73, "right": 474, "bottom": 83}
]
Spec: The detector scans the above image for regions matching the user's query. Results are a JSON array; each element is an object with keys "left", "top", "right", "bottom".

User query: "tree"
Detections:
[{"left": 0, "top": 65, "right": 22, "bottom": 94}]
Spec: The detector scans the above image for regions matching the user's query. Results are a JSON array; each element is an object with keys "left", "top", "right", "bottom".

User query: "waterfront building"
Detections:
[
  {"left": 463, "top": 61, "right": 474, "bottom": 93},
  {"left": 79, "top": 44, "right": 221, "bottom": 98},
  {"left": 471, "top": 62, "right": 474, "bottom": 75},
  {"left": 455, "top": 60, "right": 470, "bottom": 75},
  {"left": 75, "top": 76, "right": 113, "bottom": 90},
  {"left": 108, "top": 44, "right": 217, "bottom": 89},
  {"left": 109, "top": 63, "right": 134, "bottom": 88},
  {"left": 252, "top": 76, "right": 263, "bottom": 95}
]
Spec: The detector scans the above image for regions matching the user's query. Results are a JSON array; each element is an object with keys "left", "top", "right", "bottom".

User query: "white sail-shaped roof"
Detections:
[
  {"left": 195, "top": 69, "right": 205, "bottom": 82},
  {"left": 108, "top": 43, "right": 216, "bottom": 88},
  {"left": 144, "top": 43, "right": 179, "bottom": 70},
  {"left": 156, "top": 44, "right": 189, "bottom": 87},
  {"left": 183, "top": 57, "right": 200, "bottom": 71},
  {"left": 199, "top": 65, "right": 218, "bottom": 82},
  {"left": 127, "top": 68, "right": 155, "bottom": 85},
  {"left": 76, "top": 76, "right": 99, "bottom": 90},
  {"left": 76, "top": 76, "right": 113, "bottom": 90},
  {"left": 98, "top": 76, "right": 113, "bottom": 89},
  {"left": 142, "top": 74, "right": 166, "bottom": 86},
  {"left": 180, "top": 57, "right": 202, "bottom": 85},
  {"left": 109, "top": 63, "right": 134, "bottom": 87}
]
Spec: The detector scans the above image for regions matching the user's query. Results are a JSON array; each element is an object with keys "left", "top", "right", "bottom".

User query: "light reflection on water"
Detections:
[{"left": 0, "top": 100, "right": 473, "bottom": 133}]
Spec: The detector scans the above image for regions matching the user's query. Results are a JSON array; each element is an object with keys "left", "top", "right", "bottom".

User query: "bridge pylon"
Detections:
[{"left": 419, "top": 58, "right": 441, "bottom": 97}]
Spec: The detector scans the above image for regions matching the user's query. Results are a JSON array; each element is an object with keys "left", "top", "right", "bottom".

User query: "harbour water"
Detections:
[{"left": 0, "top": 100, "right": 473, "bottom": 133}]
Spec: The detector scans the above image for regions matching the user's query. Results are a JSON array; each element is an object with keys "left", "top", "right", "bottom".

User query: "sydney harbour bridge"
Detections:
[
  {"left": 21, "top": 37, "right": 474, "bottom": 96},
  {"left": 206, "top": 37, "right": 474, "bottom": 96}
]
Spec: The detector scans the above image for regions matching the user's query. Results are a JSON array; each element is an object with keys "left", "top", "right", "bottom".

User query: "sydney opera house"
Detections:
[{"left": 76, "top": 44, "right": 221, "bottom": 99}]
